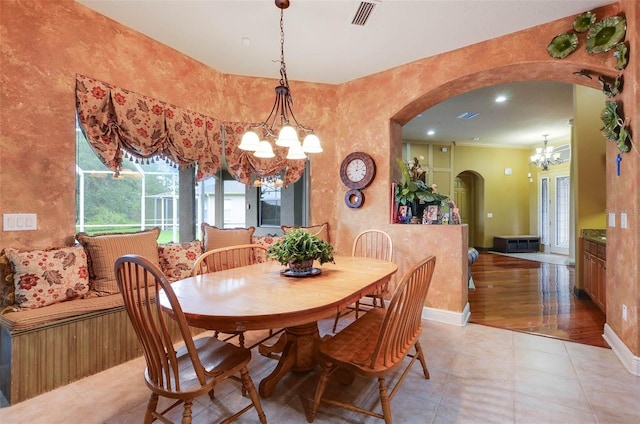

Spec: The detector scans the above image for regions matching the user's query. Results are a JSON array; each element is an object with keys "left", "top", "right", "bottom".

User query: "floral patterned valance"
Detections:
[
  {"left": 223, "top": 121, "right": 306, "bottom": 187},
  {"left": 75, "top": 74, "right": 222, "bottom": 181}
]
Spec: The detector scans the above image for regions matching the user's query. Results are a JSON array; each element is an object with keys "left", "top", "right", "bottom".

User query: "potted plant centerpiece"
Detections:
[
  {"left": 268, "top": 228, "right": 335, "bottom": 276},
  {"left": 395, "top": 157, "right": 448, "bottom": 223}
]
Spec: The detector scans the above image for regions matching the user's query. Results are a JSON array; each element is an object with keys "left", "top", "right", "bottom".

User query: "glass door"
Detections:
[{"left": 539, "top": 173, "right": 569, "bottom": 255}]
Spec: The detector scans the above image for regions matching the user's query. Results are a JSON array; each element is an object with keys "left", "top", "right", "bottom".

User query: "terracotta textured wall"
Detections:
[{"left": 1, "top": 1, "right": 638, "bottom": 355}]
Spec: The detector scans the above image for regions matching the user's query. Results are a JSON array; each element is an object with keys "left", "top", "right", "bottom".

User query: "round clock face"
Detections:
[
  {"left": 340, "top": 152, "right": 376, "bottom": 190},
  {"left": 346, "top": 159, "right": 366, "bottom": 183}
]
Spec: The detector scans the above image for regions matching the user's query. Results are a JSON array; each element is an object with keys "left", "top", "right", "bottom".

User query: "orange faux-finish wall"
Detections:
[{"left": 1, "top": 0, "right": 639, "bottom": 360}]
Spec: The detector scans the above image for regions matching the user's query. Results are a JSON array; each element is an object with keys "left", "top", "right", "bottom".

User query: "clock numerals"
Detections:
[{"left": 346, "top": 159, "right": 366, "bottom": 182}]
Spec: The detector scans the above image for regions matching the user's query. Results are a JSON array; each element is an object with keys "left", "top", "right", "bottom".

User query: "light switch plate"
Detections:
[
  {"left": 621, "top": 212, "right": 628, "bottom": 229},
  {"left": 3, "top": 213, "right": 37, "bottom": 231},
  {"left": 608, "top": 212, "right": 616, "bottom": 228}
]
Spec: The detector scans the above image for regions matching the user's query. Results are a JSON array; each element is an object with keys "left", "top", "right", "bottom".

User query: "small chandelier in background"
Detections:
[
  {"left": 239, "top": 0, "right": 322, "bottom": 160},
  {"left": 253, "top": 174, "right": 284, "bottom": 188},
  {"left": 530, "top": 134, "right": 562, "bottom": 171}
]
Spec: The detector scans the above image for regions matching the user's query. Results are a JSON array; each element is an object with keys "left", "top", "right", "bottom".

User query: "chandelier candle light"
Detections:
[
  {"left": 239, "top": 0, "right": 322, "bottom": 160},
  {"left": 530, "top": 134, "right": 562, "bottom": 171}
]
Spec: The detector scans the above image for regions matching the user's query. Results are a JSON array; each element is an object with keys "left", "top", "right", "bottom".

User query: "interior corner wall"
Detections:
[{"left": 574, "top": 85, "right": 608, "bottom": 232}]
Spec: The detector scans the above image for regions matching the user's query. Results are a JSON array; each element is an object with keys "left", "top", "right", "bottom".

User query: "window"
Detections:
[
  {"left": 259, "top": 186, "right": 282, "bottom": 227},
  {"left": 76, "top": 127, "right": 180, "bottom": 244},
  {"left": 540, "top": 177, "right": 549, "bottom": 245},
  {"left": 555, "top": 176, "right": 570, "bottom": 249},
  {"left": 76, "top": 124, "right": 308, "bottom": 242}
]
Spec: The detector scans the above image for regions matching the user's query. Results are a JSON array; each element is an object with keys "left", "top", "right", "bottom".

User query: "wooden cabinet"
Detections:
[{"left": 581, "top": 238, "right": 606, "bottom": 313}]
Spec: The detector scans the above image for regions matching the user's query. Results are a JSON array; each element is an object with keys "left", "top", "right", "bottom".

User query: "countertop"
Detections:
[{"left": 582, "top": 229, "right": 606, "bottom": 244}]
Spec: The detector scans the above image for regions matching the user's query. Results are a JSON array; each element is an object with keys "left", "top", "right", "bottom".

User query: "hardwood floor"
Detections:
[{"left": 468, "top": 252, "right": 609, "bottom": 348}]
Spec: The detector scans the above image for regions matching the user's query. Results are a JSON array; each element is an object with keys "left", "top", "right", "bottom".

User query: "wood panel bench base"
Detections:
[{"left": 0, "top": 305, "right": 203, "bottom": 405}]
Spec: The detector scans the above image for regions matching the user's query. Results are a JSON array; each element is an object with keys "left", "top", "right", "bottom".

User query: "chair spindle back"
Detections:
[{"left": 370, "top": 255, "right": 436, "bottom": 368}]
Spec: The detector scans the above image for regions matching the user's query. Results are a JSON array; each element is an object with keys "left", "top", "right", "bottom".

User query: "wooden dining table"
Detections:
[{"left": 158, "top": 255, "right": 397, "bottom": 397}]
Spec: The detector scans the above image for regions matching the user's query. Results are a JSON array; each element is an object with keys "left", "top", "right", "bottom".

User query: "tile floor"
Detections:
[{"left": 1, "top": 317, "right": 639, "bottom": 423}]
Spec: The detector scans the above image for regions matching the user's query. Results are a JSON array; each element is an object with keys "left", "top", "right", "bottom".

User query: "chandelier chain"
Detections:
[{"left": 279, "top": 9, "right": 288, "bottom": 87}]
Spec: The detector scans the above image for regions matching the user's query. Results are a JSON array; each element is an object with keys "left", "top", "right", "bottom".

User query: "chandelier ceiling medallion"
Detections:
[
  {"left": 530, "top": 134, "right": 563, "bottom": 171},
  {"left": 239, "top": 0, "right": 322, "bottom": 160}
]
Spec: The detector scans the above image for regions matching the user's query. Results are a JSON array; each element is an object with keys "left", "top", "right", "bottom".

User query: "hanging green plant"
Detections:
[
  {"left": 547, "top": 33, "right": 578, "bottom": 59},
  {"left": 573, "top": 11, "right": 596, "bottom": 33},
  {"left": 585, "top": 16, "right": 626, "bottom": 53},
  {"left": 616, "top": 125, "right": 631, "bottom": 153},
  {"left": 614, "top": 42, "right": 628, "bottom": 70},
  {"left": 598, "top": 74, "right": 623, "bottom": 98},
  {"left": 600, "top": 101, "right": 619, "bottom": 141},
  {"left": 600, "top": 101, "right": 631, "bottom": 153}
]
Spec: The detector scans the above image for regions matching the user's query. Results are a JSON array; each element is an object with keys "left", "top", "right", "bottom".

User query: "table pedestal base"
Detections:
[{"left": 258, "top": 322, "right": 320, "bottom": 397}]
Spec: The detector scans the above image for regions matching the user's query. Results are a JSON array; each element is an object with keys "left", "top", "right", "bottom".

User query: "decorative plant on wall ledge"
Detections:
[
  {"left": 547, "top": 10, "right": 633, "bottom": 155},
  {"left": 395, "top": 157, "right": 448, "bottom": 211}
]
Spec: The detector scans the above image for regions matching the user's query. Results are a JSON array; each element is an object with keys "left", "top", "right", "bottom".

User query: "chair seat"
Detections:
[
  {"left": 320, "top": 308, "right": 421, "bottom": 378},
  {"left": 148, "top": 336, "right": 253, "bottom": 398}
]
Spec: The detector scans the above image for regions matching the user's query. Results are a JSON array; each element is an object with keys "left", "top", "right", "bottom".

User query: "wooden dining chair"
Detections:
[
  {"left": 191, "top": 244, "right": 269, "bottom": 347},
  {"left": 332, "top": 229, "right": 393, "bottom": 332},
  {"left": 307, "top": 255, "right": 436, "bottom": 424},
  {"left": 114, "top": 254, "right": 267, "bottom": 424}
]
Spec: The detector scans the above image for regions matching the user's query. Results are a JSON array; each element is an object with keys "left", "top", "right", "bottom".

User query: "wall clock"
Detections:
[
  {"left": 340, "top": 152, "right": 376, "bottom": 208},
  {"left": 340, "top": 152, "right": 376, "bottom": 190}
]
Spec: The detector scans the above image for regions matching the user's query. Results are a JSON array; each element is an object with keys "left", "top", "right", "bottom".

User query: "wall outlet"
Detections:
[
  {"left": 487, "top": 213, "right": 493, "bottom": 218},
  {"left": 622, "top": 304, "right": 628, "bottom": 321}
]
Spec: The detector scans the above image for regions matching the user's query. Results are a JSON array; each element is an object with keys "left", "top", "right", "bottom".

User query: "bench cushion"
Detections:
[{"left": 0, "top": 293, "right": 124, "bottom": 332}]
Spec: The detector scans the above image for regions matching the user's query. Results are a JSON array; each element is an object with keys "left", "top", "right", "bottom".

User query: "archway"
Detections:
[{"left": 455, "top": 170, "right": 484, "bottom": 248}]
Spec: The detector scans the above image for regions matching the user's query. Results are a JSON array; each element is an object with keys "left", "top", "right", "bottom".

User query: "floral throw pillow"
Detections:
[
  {"left": 4, "top": 246, "right": 90, "bottom": 309},
  {"left": 252, "top": 235, "right": 282, "bottom": 250},
  {"left": 158, "top": 241, "right": 203, "bottom": 282}
]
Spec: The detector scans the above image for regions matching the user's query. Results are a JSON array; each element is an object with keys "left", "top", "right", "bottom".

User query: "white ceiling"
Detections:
[{"left": 76, "top": 0, "right": 612, "bottom": 148}]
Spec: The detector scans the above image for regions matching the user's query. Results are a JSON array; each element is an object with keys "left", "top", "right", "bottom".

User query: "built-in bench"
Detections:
[
  {"left": 493, "top": 235, "right": 540, "bottom": 253},
  {"left": 0, "top": 295, "right": 202, "bottom": 405},
  {"left": 0, "top": 229, "right": 284, "bottom": 405}
]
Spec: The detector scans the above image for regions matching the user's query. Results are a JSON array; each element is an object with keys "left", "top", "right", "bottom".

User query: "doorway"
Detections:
[
  {"left": 538, "top": 172, "right": 570, "bottom": 256},
  {"left": 455, "top": 171, "right": 484, "bottom": 249}
]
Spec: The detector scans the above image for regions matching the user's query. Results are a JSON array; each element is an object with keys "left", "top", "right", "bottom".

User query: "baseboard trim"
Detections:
[
  {"left": 422, "top": 302, "right": 470, "bottom": 327},
  {"left": 603, "top": 324, "right": 640, "bottom": 376}
]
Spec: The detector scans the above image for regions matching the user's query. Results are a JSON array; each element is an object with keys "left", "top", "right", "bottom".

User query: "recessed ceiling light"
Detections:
[
  {"left": 427, "top": 130, "right": 435, "bottom": 136},
  {"left": 495, "top": 95, "right": 507, "bottom": 103}
]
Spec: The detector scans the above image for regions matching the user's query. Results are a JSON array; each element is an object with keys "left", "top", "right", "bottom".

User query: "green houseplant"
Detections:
[{"left": 268, "top": 228, "right": 335, "bottom": 274}]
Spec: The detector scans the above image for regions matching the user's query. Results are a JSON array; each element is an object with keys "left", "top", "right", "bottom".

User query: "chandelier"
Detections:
[
  {"left": 530, "top": 134, "right": 562, "bottom": 171},
  {"left": 238, "top": 0, "right": 322, "bottom": 160}
]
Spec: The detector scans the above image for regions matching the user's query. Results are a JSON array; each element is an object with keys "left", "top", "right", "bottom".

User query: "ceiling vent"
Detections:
[
  {"left": 456, "top": 112, "right": 480, "bottom": 120},
  {"left": 351, "top": 1, "right": 379, "bottom": 26}
]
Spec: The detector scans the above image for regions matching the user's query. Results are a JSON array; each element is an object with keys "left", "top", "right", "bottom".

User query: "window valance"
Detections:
[
  {"left": 75, "top": 75, "right": 222, "bottom": 181},
  {"left": 223, "top": 121, "right": 306, "bottom": 187}
]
